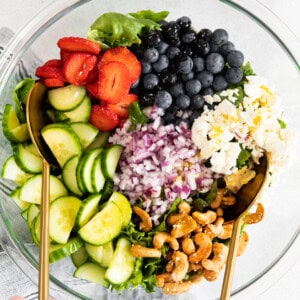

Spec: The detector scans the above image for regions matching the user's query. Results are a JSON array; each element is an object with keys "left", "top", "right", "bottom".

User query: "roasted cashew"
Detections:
[
  {"left": 171, "top": 251, "right": 189, "bottom": 282},
  {"left": 244, "top": 203, "right": 264, "bottom": 224},
  {"left": 216, "top": 207, "right": 224, "bottom": 217},
  {"left": 178, "top": 201, "right": 191, "bottom": 214},
  {"left": 201, "top": 242, "right": 228, "bottom": 272},
  {"left": 189, "top": 273, "right": 203, "bottom": 284},
  {"left": 133, "top": 205, "right": 153, "bottom": 232},
  {"left": 171, "top": 215, "right": 197, "bottom": 238},
  {"left": 210, "top": 188, "right": 225, "bottom": 209},
  {"left": 222, "top": 194, "right": 236, "bottom": 206},
  {"left": 192, "top": 210, "right": 217, "bottom": 225},
  {"left": 204, "top": 217, "right": 224, "bottom": 239},
  {"left": 237, "top": 231, "right": 249, "bottom": 256},
  {"left": 188, "top": 262, "right": 203, "bottom": 272},
  {"left": 156, "top": 272, "right": 173, "bottom": 288},
  {"left": 167, "top": 201, "right": 191, "bottom": 225},
  {"left": 130, "top": 244, "right": 162, "bottom": 258},
  {"left": 166, "top": 260, "right": 175, "bottom": 273},
  {"left": 162, "top": 281, "right": 193, "bottom": 295},
  {"left": 189, "top": 232, "right": 212, "bottom": 263},
  {"left": 217, "top": 222, "right": 233, "bottom": 240},
  {"left": 153, "top": 232, "right": 179, "bottom": 250},
  {"left": 202, "top": 269, "right": 219, "bottom": 281},
  {"left": 182, "top": 237, "right": 196, "bottom": 255}
]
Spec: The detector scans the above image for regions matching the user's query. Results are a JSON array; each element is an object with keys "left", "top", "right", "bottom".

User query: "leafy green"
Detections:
[
  {"left": 192, "top": 196, "right": 209, "bottom": 212},
  {"left": 277, "top": 118, "right": 287, "bottom": 129},
  {"left": 205, "top": 180, "right": 218, "bottom": 205},
  {"left": 241, "top": 61, "right": 256, "bottom": 77},
  {"left": 128, "top": 10, "right": 169, "bottom": 22},
  {"left": 121, "top": 221, "right": 152, "bottom": 246},
  {"left": 128, "top": 101, "right": 148, "bottom": 130},
  {"left": 12, "top": 78, "right": 34, "bottom": 123},
  {"left": 237, "top": 147, "right": 252, "bottom": 169},
  {"left": 87, "top": 11, "right": 163, "bottom": 47}
]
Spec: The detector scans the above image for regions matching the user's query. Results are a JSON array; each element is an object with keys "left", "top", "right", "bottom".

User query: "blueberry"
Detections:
[
  {"left": 176, "top": 55, "right": 193, "bottom": 74},
  {"left": 212, "top": 75, "right": 228, "bottom": 91},
  {"left": 189, "top": 110, "right": 202, "bottom": 123},
  {"left": 143, "top": 30, "right": 162, "bottom": 47},
  {"left": 176, "top": 94, "right": 190, "bottom": 109},
  {"left": 166, "top": 46, "right": 181, "bottom": 59},
  {"left": 163, "top": 111, "right": 176, "bottom": 125},
  {"left": 156, "top": 41, "right": 169, "bottom": 54},
  {"left": 141, "top": 61, "right": 152, "bottom": 74},
  {"left": 139, "top": 92, "right": 155, "bottom": 107},
  {"left": 227, "top": 50, "right": 244, "bottom": 67},
  {"left": 185, "top": 79, "right": 201, "bottom": 96},
  {"left": 219, "top": 41, "right": 235, "bottom": 57},
  {"left": 143, "top": 47, "right": 159, "bottom": 63},
  {"left": 180, "top": 44, "right": 193, "bottom": 56},
  {"left": 206, "top": 53, "right": 225, "bottom": 74},
  {"left": 182, "top": 30, "right": 197, "bottom": 44},
  {"left": 160, "top": 70, "right": 177, "bottom": 87},
  {"left": 197, "top": 28, "right": 212, "bottom": 41},
  {"left": 195, "top": 70, "right": 214, "bottom": 88},
  {"left": 176, "top": 16, "right": 192, "bottom": 31},
  {"left": 152, "top": 55, "right": 169, "bottom": 73},
  {"left": 193, "top": 39, "right": 210, "bottom": 56},
  {"left": 209, "top": 42, "right": 219, "bottom": 53},
  {"left": 169, "top": 82, "right": 184, "bottom": 97},
  {"left": 193, "top": 57, "right": 205, "bottom": 72},
  {"left": 191, "top": 94, "right": 205, "bottom": 110},
  {"left": 211, "top": 28, "right": 229, "bottom": 45},
  {"left": 131, "top": 78, "right": 140, "bottom": 89},
  {"left": 155, "top": 90, "right": 173, "bottom": 109},
  {"left": 143, "top": 73, "right": 159, "bottom": 89},
  {"left": 168, "top": 38, "right": 181, "bottom": 47},
  {"left": 201, "top": 87, "right": 214, "bottom": 96},
  {"left": 163, "top": 21, "right": 180, "bottom": 40},
  {"left": 225, "top": 67, "right": 243, "bottom": 84},
  {"left": 181, "top": 71, "right": 194, "bottom": 82}
]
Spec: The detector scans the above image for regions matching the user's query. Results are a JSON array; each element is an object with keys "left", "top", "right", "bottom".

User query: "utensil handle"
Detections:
[
  {"left": 38, "top": 160, "right": 50, "bottom": 300},
  {"left": 220, "top": 219, "right": 243, "bottom": 300}
]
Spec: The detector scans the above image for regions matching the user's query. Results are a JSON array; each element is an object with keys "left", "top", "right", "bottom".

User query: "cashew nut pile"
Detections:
[{"left": 130, "top": 189, "right": 265, "bottom": 295}]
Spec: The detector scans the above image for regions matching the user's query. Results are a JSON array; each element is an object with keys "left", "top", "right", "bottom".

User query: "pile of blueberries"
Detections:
[{"left": 130, "top": 16, "right": 245, "bottom": 127}]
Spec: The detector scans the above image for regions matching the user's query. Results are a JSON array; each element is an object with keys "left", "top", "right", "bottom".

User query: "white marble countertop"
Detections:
[{"left": 0, "top": 1, "right": 299, "bottom": 299}]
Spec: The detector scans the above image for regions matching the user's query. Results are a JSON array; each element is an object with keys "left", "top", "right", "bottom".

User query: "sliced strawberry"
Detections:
[
  {"left": 101, "top": 46, "right": 141, "bottom": 84},
  {"left": 89, "top": 105, "right": 119, "bottom": 131},
  {"left": 43, "top": 78, "right": 65, "bottom": 88},
  {"left": 44, "top": 59, "right": 62, "bottom": 68},
  {"left": 86, "top": 81, "right": 99, "bottom": 99},
  {"left": 60, "top": 50, "right": 72, "bottom": 63},
  {"left": 35, "top": 65, "right": 64, "bottom": 81},
  {"left": 57, "top": 36, "right": 101, "bottom": 55},
  {"left": 98, "top": 61, "right": 131, "bottom": 104},
  {"left": 107, "top": 93, "right": 138, "bottom": 118},
  {"left": 63, "top": 53, "right": 97, "bottom": 86}
]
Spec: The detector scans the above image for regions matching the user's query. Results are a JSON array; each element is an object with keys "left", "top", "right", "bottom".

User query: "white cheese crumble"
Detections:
[{"left": 192, "top": 75, "right": 294, "bottom": 175}]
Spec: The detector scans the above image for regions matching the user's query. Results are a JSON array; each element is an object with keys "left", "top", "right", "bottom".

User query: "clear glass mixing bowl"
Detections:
[{"left": 0, "top": 0, "right": 299, "bottom": 299}]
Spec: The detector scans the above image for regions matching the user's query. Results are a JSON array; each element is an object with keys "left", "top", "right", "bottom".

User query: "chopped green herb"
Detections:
[
  {"left": 192, "top": 197, "right": 209, "bottom": 212},
  {"left": 205, "top": 180, "right": 218, "bottom": 205},
  {"left": 241, "top": 61, "right": 256, "bottom": 77},
  {"left": 277, "top": 118, "right": 287, "bottom": 129},
  {"left": 237, "top": 147, "right": 252, "bottom": 169},
  {"left": 128, "top": 101, "right": 149, "bottom": 130}
]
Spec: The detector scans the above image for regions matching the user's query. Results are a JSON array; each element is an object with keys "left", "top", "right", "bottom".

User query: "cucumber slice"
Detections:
[
  {"left": 76, "top": 194, "right": 102, "bottom": 228},
  {"left": 70, "top": 122, "right": 99, "bottom": 149},
  {"left": 49, "top": 196, "right": 82, "bottom": 244},
  {"left": 27, "top": 204, "right": 40, "bottom": 228},
  {"left": 85, "top": 243, "right": 103, "bottom": 264},
  {"left": 78, "top": 202, "right": 122, "bottom": 246},
  {"left": 62, "top": 155, "right": 82, "bottom": 196},
  {"left": 2, "top": 156, "right": 32, "bottom": 185},
  {"left": 19, "top": 174, "right": 68, "bottom": 204},
  {"left": 108, "top": 192, "right": 132, "bottom": 227},
  {"left": 91, "top": 155, "right": 106, "bottom": 193},
  {"left": 41, "top": 123, "right": 82, "bottom": 168},
  {"left": 2, "top": 104, "right": 30, "bottom": 143},
  {"left": 21, "top": 207, "right": 29, "bottom": 220},
  {"left": 105, "top": 238, "right": 135, "bottom": 285},
  {"left": 49, "top": 236, "right": 84, "bottom": 263},
  {"left": 86, "top": 131, "right": 110, "bottom": 150},
  {"left": 74, "top": 262, "right": 109, "bottom": 288},
  {"left": 24, "top": 143, "right": 40, "bottom": 156},
  {"left": 48, "top": 85, "right": 86, "bottom": 112},
  {"left": 71, "top": 246, "right": 88, "bottom": 267},
  {"left": 101, "top": 180, "right": 114, "bottom": 202},
  {"left": 101, "top": 144, "right": 123, "bottom": 179},
  {"left": 56, "top": 95, "right": 91, "bottom": 123},
  {"left": 10, "top": 187, "right": 31, "bottom": 211},
  {"left": 31, "top": 214, "right": 41, "bottom": 245},
  {"left": 99, "top": 241, "right": 114, "bottom": 268},
  {"left": 13, "top": 143, "right": 43, "bottom": 174}
]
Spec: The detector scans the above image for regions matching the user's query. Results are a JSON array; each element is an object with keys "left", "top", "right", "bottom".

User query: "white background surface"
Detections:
[{"left": 0, "top": 1, "right": 299, "bottom": 299}]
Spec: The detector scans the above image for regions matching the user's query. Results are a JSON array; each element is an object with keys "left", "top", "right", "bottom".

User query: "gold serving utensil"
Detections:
[
  {"left": 26, "top": 82, "right": 59, "bottom": 300},
  {"left": 220, "top": 154, "right": 269, "bottom": 300}
]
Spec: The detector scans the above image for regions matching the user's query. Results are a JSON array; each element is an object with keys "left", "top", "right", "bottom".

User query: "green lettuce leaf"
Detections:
[{"left": 128, "top": 10, "right": 169, "bottom": 22}]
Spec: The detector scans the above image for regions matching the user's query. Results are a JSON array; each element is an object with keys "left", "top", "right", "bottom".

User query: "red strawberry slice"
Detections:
[
  {"left": 86, "top": 81, "right": 99, "bottom": 99},
  {"left": 44, "top": 59, "right": 62, "bottom": 68},
  {"left": 100, "top": 46, "right": 141, "bottom": 84},
  {"left": 63, "top": 53, "right": 97, "bottom": 86},
  {"left": 35, "top": 65, "right": 64, "bottom": 81},
  {"left": 89, "top": 105, "right": 119, "bottom": 131},
  {"left": 57, "top": 37, "right": 101, "bottom": 55},
  {"left": 98, "top": 61, "right": 131, "bottom": 104},
  {"left": 107, "top": 93, "right": 138, "bottom": 118},
  {"left": 60, "top": 50, "right": 72, "bottom": 64},
  {"left": 43, "top": 78, "right": 65, "bottom": 88}
]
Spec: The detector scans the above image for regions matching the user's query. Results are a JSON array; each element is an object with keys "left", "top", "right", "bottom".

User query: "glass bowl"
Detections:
[{"left": 0, "top": 0, "right": 299, "bottom": 299}]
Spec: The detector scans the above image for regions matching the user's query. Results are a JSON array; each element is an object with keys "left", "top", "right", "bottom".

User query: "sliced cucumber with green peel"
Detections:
[
  {"left": 49, "top": 195, "right": 82, "bottom": 244},
  {"left": 41, "top": 123, "right": 82, "bottom": 168},
  {"left": 49, "top": 236, "right": 84, "bottom": 263},
  {"left": 2, "top": 156, "right": 32, "bottom": 185},
  {"left": 108, "top": 192, "right": 132, "bottom": 227},
  {"left": 76, "top": 194, "right": 102, "bottom": 228},
  {"left": 85, "top": 243, "right": 104, "bottom": 264},
  {"left": 91, "top": 155, "right": 106, "bottom": 193},
  {"left": 62, "top": 155, "right": 82, "bottom": 196},
  {"left": 105, "top": 237, "right": 135, "bottom": 285},
  {"left": 74, "top": 262, "right": 109, "bottom": 288},
  {"left": 13, "top": 143, "right": 43, "bottom": 174},
  {"left": 101, "top": 144, "right": 123, "bottom": 179},
  {"left": 48, "top": 85, "right": 86, "bottom": 112},
  {"left": 27, "top": 204, "right": 40, "bottom": 229},
  {"left": 21, "top": 208, "right": 29, "bottom": 220},
  {"left": 86, "top": 131, "right": 110, "bottom": 150},
  {"left": 31, "top": 214, "right": 41, "bottom": 245},
  {"left": 19, "top": 174, "right": 68, "bottom": 204},
  {"left": 99, "top": 241, "right": 114, "bottom": 268},
  {"left": 71, "top": 246, "right": 88, "bottom": 267},
  {"left": 78, "top": 202, "right": 123, "bottom": 245},
  {"left": 10, "top": 187, "right": 31, "bottom": 211},
  {"left": 70, "top": 122, "right": 99, "bottom": 149}
]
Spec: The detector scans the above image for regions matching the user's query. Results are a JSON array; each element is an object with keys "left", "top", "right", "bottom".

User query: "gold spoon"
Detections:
[
  {"left": 26, "top": 82, "right": 59, "bottom": 300},
  {"left": 220, "top": 154, "right": 269, "bottom": 300}
]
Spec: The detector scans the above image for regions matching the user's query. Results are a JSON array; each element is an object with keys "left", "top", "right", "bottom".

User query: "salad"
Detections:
[{"left": 1, "top": 10, "right": 293, "bottom": 296}]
